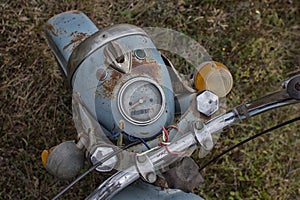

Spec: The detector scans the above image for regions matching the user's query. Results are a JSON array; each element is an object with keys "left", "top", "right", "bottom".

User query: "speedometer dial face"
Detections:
[{"left": 118, "top": 77, "right": 165, "bottom": 125}]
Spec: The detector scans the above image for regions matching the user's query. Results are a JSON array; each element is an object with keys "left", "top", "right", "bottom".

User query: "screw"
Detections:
[
  {"left": 194, "top": 121, "right": 204, "bottom": 130},
  {"left": 137, "top": 155, "right": 147, "bottom": 163},
  {"left": 146, "top": 172, "right": 156, "bottom": 183},
  {"left": 202, "top": 138, "right": 214, "bottom": 150},
  {"left": 96, "top": 68, "right": 107, "bottom": 81},
  {"left": 91, "top": 156, "right": 97, "bottom": 163},
  {"left": 134, "top": 49, "right": 146, "bottom": 60}
]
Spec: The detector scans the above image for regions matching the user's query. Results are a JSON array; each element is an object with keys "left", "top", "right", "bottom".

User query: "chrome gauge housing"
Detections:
[{"left": 118, "top": 77, "right": 166, "bottom": 126}]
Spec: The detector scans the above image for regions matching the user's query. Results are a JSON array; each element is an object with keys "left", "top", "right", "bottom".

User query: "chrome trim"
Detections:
[
  {"left": 85, "top": 133, "right": 197, "bottom": 200},
  {"left": 117, "top": 77, "right": 166, "bottom": 126},
  {"left": 103, "top": 41, "right": 132, "bottom": 74},
  {"left": 195, "top": 89, "right": 299, "bottom": 146},
  {"left": 67, "top": 24, "right": 148, "bottom": 86},
  {"left": 85, "top": 166, "right": 139, "bottom": 200},
  {"left": 87, "top": 88, "right": 299, "bottom": 200},
  {"left": 136, "top": 154, "right": 156, "bottom": 183}
]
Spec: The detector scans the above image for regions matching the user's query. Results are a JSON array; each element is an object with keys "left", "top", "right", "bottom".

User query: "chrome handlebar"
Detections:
[
  {"left": 87, "top": 75, "right": 300, "bottom": 200},
  {"left": 86, "top": 166, "right": 139, "bottom": 200}
]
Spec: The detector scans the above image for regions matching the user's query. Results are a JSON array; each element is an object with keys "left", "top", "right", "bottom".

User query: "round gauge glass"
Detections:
[{"left": 118, "top": 77, "right": 165, "bottom": 125}]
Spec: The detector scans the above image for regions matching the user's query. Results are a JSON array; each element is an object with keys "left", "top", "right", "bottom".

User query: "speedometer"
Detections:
[{"left": 118, "top": 77, "right": 165, "bottom": 125}]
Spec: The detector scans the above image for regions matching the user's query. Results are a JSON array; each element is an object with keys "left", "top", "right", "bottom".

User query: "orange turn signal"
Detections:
[
  {"left": 41, "top": 146, "right": 56, "bottom": 168},
  {"left": 194, "top": 61, "right": 233, "bottom": 97}
]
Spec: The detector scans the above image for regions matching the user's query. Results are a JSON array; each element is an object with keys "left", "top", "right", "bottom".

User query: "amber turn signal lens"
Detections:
[
  {"left": 41, "top": 150, "right": 49, "bottom": 168},
  {"left": 194, "top": 61, "right": 233, "bottom": 97},
  {"left": 41, "top": 146, "right": 56, "bottom": 168}
]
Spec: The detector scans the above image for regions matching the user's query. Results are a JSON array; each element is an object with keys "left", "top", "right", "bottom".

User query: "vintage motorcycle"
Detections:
[{"left": 42, "top": 11, "right": 300, "bottom": 199}]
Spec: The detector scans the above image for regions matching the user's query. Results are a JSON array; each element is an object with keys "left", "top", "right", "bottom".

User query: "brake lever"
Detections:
[{"left": 233, "top": 74, "right": 300, "bottom": 120}]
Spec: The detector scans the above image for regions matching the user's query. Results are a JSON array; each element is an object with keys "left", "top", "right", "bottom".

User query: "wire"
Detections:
[
  {"left": 53, "top": 117, "right": 300, "bottom": 199},
  {"left": 139, "top": 138, "right": 151, "bottom": 150},
  {"left": 167, "top": 125, "right": 184, "bottom": 135},
  {"left": 165, "top": 144, "right": 186, "bottom": 155},
  {"left": 123, "top": 131, "right": 151, "bottom": 150},
  {"left": 52, "top": 140, "right": 140, "bottom": 200},
  {"left": 111, "top": 131, "right": 151, "bottom": 150},
  {"left": 162, "top": 126, "right": 169, "bottom": 141},
  {"left": 199, "top": 116, "right": 300, "bottom": 171},
  {"left": 159, "top": 126, "right": 186, "bottom": 155}
]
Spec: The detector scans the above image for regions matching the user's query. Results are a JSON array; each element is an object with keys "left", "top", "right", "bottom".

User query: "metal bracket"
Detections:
[
  {"left": 135, "top": 154, "right": 157, "bottom": 183},
  {"left": 103, "top": 41, "right": 132, "bottom": 74},
  {"left": 193, "top": 121, "right": 214, "bottom": 151}
]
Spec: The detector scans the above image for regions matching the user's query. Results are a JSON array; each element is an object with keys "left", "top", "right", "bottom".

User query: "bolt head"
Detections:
[
  {"left": 91, "top": 146, "right": 117, "bottom": 172},
  {"left": 196, "top": 90, "right": 219, "bottom": 116},
  {"left": 146, "top": 172, "right": 157, "bottom": 183},
  {"left": 193, "top": 121, "right": 204, "bottom": 130},
  {"left": 137, "top": 155, "right": 147, "bottom": 163}
]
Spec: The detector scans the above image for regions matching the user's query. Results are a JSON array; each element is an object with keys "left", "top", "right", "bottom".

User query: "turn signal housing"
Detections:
[{"left": 194, "top": 61, "right": 233, "bottom": 97}]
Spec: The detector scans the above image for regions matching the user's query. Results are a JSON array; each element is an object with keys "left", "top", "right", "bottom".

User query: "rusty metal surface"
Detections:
[
  {"left": 44, "top": 11, "right": 99, "bottom": 76},
  {"left": 63, "top": 32, "right": 89, "bottom": 53},
  {"left": 69, "top": 26, "right": 175, "bottom": 143},
  {"left": 44, "top": 23, "right": 57, "bottom": 36},
  {"left": 67, "top": 24, "right": 149, "bottom": 86},
  {"left": 131, "top": 57, "right": 161, "bottom": 81},
  {"left": 102, "top": 70, "right": 123, "bottom": 98}
]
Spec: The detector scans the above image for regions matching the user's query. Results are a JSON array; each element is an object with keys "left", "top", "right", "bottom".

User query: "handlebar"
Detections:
[{"left": 86, "top": 75, "right": 300, "bottom": 200}]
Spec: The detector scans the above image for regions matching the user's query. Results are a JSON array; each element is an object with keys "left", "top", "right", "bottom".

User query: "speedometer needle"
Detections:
[{"left": 129, "top": 97, "right": 145, "bottom": 110}]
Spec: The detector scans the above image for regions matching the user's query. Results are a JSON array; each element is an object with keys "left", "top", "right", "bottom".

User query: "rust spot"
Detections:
[
  {"left": 45, "top": 23, "right": 57, "bottom": 36},
  {"left": 102, "top": 70, "right": 123, "bottom": 98},
  {"left": 99, "top": 56, "right": 161, "bottom": 98},
  {"left": 63, "top": 32, "right": 89, "bottom": 52},
  {"left": 132, "top": 57, "right": 161, "bottom": 80}
]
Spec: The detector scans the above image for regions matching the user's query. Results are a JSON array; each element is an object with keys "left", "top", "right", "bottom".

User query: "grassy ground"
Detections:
[{"left": 1, "top": 0, "right": 299, "bottom": 199}]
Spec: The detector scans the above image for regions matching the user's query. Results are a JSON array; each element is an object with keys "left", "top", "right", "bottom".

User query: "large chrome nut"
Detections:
[
  {"left": 91, "top": 146, "right": 117, "bottom": 172},
  {"left": 196, "top": 90, "right": 219, "bottom": 116}
]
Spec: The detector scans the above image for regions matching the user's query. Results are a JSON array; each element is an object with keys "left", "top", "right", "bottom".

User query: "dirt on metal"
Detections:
[
  {"left": 101, "top": 70, "right": 123, "bottom": 98},
  {"left": 63, "top": 32, "right": 90, "bottom": 53},
  {"left": 132, "top": 57, "right": 161, "bottom": 81},
  {"left": 44, "top": 23, "right": 58, "bottom": 36}
]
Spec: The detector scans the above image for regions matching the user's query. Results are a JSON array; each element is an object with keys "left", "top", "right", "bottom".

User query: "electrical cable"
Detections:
[
  {"left": 199, "top": 116, "right": 300, "bottom": 171},
  {"left": 111, "top": 131, "right": 151, "bottom": 150},
  {"left": 53, "top": 117, "right": 300, "bottom": 199},
  {"left": 52, "top": 140, "right": 140, "bottom": 200},
  {"left": 159, "top": 126, "right": 186, "bottom": 155}
]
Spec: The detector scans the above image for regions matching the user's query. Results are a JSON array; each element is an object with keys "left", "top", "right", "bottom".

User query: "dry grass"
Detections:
[{"left": 1, "top": 0, "right": 299, "bottom": 199}]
